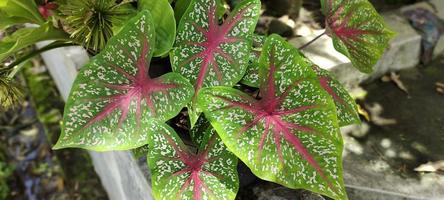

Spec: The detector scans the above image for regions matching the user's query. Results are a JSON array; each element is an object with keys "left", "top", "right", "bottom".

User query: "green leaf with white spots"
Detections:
[
  {"left": 198, "top": 35, "right": 347, "bottom": 199},
  {"left": 148, "top": 124, "right": 239, "bottom": 200},
  {"left": 170, "top": 0, "right": 261, "bottom": 127},
  {"left": 237, "top": 37, "right": 360, "bottom": 126},
  {"left": 190, "top": 115, "right": 212, "bottom": 146},
  {"left": 311, "top": 65, "right": 360, "bottom": 126},
  {"left": 139, "top": 0, "right": 176, "bottom": 57},
  {"left": 132, "top": 144, "right": 150, "bottom": 159},
  {"left": 241, "top": 34, "right": 266, "bottom": 87},
  {"left": 187, "top": 103, "right": 201, "bottom": 129},
  {"left": 321, "top": 0, "right": 395, "bottom": 73},
  {"left": 54, "top": 11, "right": 194, "bottom": 151}
]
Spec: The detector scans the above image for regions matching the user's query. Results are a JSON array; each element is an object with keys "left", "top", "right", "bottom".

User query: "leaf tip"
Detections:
[{"left": 52, "top": 142, "right": 65, "bottom": 150}]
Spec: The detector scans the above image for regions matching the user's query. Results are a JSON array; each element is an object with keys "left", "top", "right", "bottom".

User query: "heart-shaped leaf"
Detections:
[
  {"left": 321, "top": 0, "right": 395, "bottom": 73},
  {"left": 148, "top": 124, "right": 239, "bottom": 200},
  {"left": 198, "top": 35, "right": 347, "bottom": 199},
  {"left": 235, "top": 36, "right": 360, "bottom": 126},
  {"left": 171, "top": 0, "right": 261, "bottom": 126},
  {"left": 240, "top": 65, "right": 359, "bottom": 126},
  {"left": 138, "top": 0, "right": 176, "bottom": 57},
  {"left": 54, "top": 11, "right": 194, "bottom": 151},
  {"left": 240, "top": 34, "right": 265, "bottom": 87},
  {"left": 312, "top": 65, "right": 359, "bottom": 126}
]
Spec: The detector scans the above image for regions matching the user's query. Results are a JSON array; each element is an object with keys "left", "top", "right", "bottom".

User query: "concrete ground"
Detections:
[{"left": 342, "top": 56, "right": 444, "bottom": 200}]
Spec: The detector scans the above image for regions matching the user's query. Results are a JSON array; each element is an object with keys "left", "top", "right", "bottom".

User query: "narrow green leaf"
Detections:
[
  {"left": 171, "top": 0, "right": 261, "bottom": 127},
  {"left": 148, "top": 124, "right": 239, "bottom": 200},
  {"left": 240, "top": 34, "right": 266, "bottom": 87},
  {"left": 0, "top": 9, "right": 29, "bottom": 29},
  {"left": 187, "top": 103, "right": 201, "bottom": 129},
  {"left": 1, "top": 0, "right": 44, "bottom": 24},
  {"left": 198, "top": 35, "right": 347, "bottom": 199},
  {"left": 174, "top": 0, "right": 192, "bottom": 22},
  {"left": 132, "top": 144, "right": 150, "bottom": 159},
  {"left": 321, "top": 0, "right": 395, "bottom": 73},
  {"left": 190, "top": 115, "right": 212, "bottom": 146},
  {"left": 0, "top": 22, "right": 69, "bottom": 63},
  {"left": 139, "top": 0, "right": 176, "bottom": 56},
  {"left": 111, "top": 3, "right": 138, "bottom": 34},
  {"left": 54, "top": 11, "right": 194, "bottom": 151}
]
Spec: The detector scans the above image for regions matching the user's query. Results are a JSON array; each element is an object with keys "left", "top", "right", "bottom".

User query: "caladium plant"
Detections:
[
  {"left": 148, "top": 123, "right": 239, "bottom": 200},
  {"left": 321, "top": 0, "right": 395, "bottom": 73},
  {"left": 198, "top": 35, "right": 346, "bottom": 199},
  {"left": 54, "top": 11, "right": 194, "bottom": 151},
  {"left": 240, "top": 34, "right": 266, "bottom": 87},
  {"left": 311, "top": 65, "right": 360, "bottom": 126},
  {"left": 47, "top": 0, "right": 397, "bottom": 199},
  {"left": 241, "top": 39, "right": 360, "bottom": 126},
  {"left": 170, "top": 0, "right": 261, "bottom": 126}
]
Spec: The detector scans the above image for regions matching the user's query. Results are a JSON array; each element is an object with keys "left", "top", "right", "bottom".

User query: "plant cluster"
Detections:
[{"left": 0, "top": 0, "right": 394, "bottom": 199}]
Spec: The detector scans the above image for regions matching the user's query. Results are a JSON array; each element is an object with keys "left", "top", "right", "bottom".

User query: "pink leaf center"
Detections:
[
  {"left": 180, "top": 3, "right": 252, "bottom": 94},
  {"left": 79, "top": 38, "right": 178, "bottom": 132},
  {"left": 164, "top": 133, "right": 220, "bottom": 199},
  {"left": 325, "top": 0, "right": 378, "bottom": 45},
  {"left": 215, "top": 48, "right": 338, "bottom": 192}
]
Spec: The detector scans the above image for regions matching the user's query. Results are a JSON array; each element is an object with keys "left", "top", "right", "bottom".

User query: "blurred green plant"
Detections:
[
  {"left": 0, "top": 160, "right": 14, "bottom": 199},
  {"left": 0, "top": 71, "right": 23, "bottom": 111}
]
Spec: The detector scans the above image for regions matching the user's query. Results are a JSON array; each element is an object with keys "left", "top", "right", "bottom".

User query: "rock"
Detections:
[
  {"left": 263, "top": 0, "right": 292, "bottom": 17},
  {"left": 263, "top": 0, "right": 303, "bottom": 20},
  {"left": 268, "top": 19, "right": 294, "bottom": 37},
  {"left": 253, "top": 182, "right": 326, "bottom": 200},
  {"left": 289, "top": 0, "right": 303, "bottom": 20},
  {"left": 237, "top": 161, "right": 258, "bottom": 187}
]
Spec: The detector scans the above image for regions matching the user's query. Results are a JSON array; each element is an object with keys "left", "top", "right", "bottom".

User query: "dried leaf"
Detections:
[
  {"left": 414, "top": 161, "right": 444, "bottom": 172},
  {"left": 365, "top": 103, "right": 397, "bottom": 126}
]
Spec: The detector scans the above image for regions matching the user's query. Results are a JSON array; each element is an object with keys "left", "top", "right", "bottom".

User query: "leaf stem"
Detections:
[
  {"left": 298, "top": 32, "right": 326, "bottom": 50},
  {"left": 7, "top": 41, "right": 77, "bottom": 79}
]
